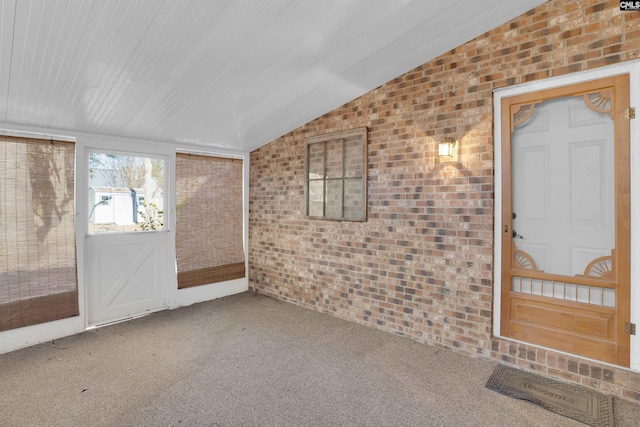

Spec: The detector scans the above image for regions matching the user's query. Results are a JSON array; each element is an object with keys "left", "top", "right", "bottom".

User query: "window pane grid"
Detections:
[{"left": 305, "top": 128, "right": 367, "bottom": 221}]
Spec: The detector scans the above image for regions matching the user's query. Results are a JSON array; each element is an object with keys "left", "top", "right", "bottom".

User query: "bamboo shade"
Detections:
[
  {"left": 176, "top": 154, "right": 245, "bottom": 288},
  {"left": 0, "top": 136, "right": 78, "bottom": 332}
]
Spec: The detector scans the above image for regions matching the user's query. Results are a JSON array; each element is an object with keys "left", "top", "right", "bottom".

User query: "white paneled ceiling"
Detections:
[{"left": 0, "top": 0, "right": 547, "bottom": 152}]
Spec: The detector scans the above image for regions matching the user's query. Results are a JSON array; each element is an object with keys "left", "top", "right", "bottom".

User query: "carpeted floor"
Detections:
[{"left": 1, "top": 292, "right": 639, "bottom": 427}]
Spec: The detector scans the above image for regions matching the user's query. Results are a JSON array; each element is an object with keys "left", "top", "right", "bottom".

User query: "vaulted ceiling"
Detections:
[{"left": 0, "top": 0, "right": 547, "bottom": 152}]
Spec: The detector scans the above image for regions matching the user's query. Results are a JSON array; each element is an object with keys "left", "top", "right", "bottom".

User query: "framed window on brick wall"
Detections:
[{"left": 304, "top": 127, "right": 367, "bottom": 221}]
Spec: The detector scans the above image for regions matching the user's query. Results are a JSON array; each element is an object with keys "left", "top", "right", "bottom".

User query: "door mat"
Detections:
[{"left": 486, "top": 365, "right": 614, "bottom": 427}]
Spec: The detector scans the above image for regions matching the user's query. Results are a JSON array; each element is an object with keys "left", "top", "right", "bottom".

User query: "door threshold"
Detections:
[{"left": 86, "top": 306, "right": 168, "bottom": 329}]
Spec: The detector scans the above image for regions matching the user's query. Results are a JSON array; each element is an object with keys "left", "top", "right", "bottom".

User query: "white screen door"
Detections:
[{"left": 86, "top": 152, "right": 167, "bottom": 325}]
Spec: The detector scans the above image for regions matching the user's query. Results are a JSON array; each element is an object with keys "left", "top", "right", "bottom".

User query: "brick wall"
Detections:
[{"left": 249, "top": 0, "right": 640, "bottom": 402}]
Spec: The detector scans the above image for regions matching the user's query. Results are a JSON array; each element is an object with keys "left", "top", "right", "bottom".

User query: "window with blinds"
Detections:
[
  {"left": 0, "top": 136, "right": 78, "bottom": 332},
  {"left": 175, "top": 153, "right": 245, "bottom": 288}
]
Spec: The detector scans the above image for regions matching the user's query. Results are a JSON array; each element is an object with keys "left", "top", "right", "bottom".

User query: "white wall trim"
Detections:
[
  {"left": 0, "top": 127, "right": 76, "bottom": 142},
  {"left": 0, "top": 316, "right": 86, "bottom": 355},
  {"left": 176, "top": 148, "right": 245, "bottom": 160},
  {"left": 493, "top": 59, "right": 640, "bottom": 371},
  {"left": 172, "top": 278, "right": 248, "bottom": 308}
]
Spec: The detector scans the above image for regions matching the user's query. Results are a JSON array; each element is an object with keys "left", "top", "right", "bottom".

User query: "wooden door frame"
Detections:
[
  {"left": 502, "top": 75, "right": 629, "bottom": 366},
  {"left": 493, "top": 61, "right": 640, "bottom": 370}
]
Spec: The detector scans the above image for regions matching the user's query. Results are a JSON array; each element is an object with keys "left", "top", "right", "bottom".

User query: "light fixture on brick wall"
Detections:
[{"left": 438, "top": 135, "right": 456, "bottom": 157}]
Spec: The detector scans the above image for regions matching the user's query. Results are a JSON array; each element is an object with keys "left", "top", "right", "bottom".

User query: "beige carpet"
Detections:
[{"left": 1, "top": 292, "right": 639, "bottom": 427}]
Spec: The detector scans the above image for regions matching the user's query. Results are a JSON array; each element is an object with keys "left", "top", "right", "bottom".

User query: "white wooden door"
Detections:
[{"left": 86, "top": 151, "right": 167, "bottom": 326}]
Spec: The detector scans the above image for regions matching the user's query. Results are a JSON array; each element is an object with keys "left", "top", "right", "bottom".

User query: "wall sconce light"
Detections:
[{"left": 438, "top": 135, "right": 456, "bottom": 158}]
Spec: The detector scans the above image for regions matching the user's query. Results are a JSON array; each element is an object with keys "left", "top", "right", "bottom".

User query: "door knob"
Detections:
[{"left": 512, "top": 230, "right": 523, "bottom": 239}]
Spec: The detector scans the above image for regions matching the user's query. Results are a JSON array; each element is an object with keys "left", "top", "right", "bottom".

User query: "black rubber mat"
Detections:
[{"left": 486, "top": 364, "right": 614, "bottom": 427}]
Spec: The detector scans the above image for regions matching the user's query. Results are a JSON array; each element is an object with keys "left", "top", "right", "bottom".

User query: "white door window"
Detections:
[{"left": 88, "top": 153, "right": 164, "bottom": 234}]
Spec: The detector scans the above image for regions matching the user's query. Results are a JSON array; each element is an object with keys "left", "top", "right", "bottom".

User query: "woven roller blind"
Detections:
[
  {"left": 176, "top": 153, "right": 245, "bottom": 288},
  {"left": 0, "top": 136, "right": 78, "bottom": 332}
]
